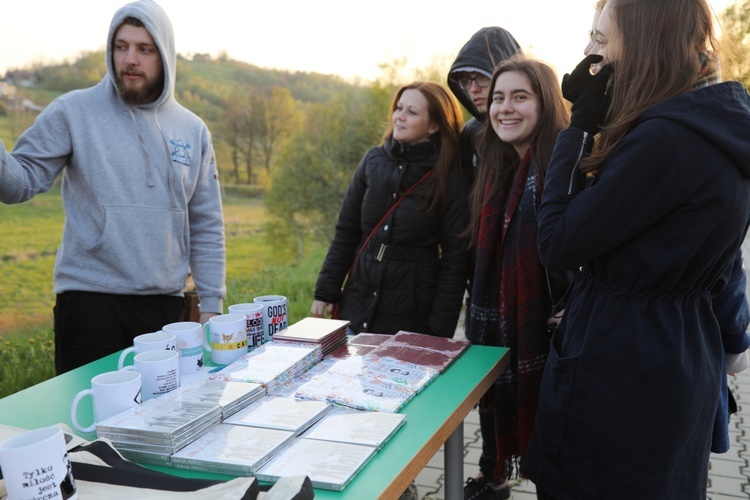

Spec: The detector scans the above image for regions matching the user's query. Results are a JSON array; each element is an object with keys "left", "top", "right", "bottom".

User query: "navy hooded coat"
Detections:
[{"left": 523, "top": 82, "right": 750, "bottom": 499}]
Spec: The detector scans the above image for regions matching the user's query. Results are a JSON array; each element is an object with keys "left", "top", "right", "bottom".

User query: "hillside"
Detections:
[{"left": 0, "top": 50, "right": 396, "bottom": 265}]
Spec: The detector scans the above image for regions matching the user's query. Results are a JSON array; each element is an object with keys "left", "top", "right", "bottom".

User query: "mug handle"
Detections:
[
  {"left": 203, "top": 322, "right": 212, "bottom": 352},
  {"left": 117, "top": 346, "right": 136, "bottom": 370},
  {"left": 70, "top": 389, "right": 95, "bottom": 433}
]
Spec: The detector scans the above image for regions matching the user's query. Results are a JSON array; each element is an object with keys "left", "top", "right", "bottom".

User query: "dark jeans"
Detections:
[
  {"left": 478, "top": 395, "right": 499, "bottom": 481},
  {"left": 54, "top": 291, "right": 185, "bottom": 374},
  {"left": 535, "top": 488, "right": 557, "bottom": 500}
]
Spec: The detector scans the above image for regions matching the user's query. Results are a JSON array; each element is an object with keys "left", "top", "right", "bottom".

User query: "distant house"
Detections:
[
  {"left": 4, "top": 70, "right": 38, "bottom": 87},
  {"left": 21, "top": 99, "right": 43, "bottom": 113}
]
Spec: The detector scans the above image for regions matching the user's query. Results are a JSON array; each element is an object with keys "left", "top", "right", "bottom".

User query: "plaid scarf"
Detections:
[
  {"left": 469, "top": 151, "right": 549, "bottom": 480},
  {"left": 692, "top": 50, "right": 721, "bottom": 90}
]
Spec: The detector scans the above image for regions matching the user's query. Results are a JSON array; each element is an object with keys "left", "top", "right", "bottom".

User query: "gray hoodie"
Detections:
[{"left": 0, "top": 0, "right": 225, "bottom": 312}]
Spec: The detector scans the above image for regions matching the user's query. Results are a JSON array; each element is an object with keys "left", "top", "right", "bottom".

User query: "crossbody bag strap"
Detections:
[{"left": 342, "top": 169, "right": 434, "bottom": 292}]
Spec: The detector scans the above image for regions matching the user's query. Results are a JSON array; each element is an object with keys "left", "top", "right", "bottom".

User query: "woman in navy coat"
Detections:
[{"left": 522, "top": 0, "right": 750, "bottom": 498}]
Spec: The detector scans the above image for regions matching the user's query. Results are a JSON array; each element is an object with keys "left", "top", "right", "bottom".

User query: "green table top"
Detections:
[{"left": 0, "top": 344, "right": 508, "bottom": 499}]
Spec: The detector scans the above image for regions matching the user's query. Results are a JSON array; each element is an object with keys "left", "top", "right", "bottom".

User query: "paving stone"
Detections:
[{"left": 415, "top": 301, "right": 750, "bottom": 499}]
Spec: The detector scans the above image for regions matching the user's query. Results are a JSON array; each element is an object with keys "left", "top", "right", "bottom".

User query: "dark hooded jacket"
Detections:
[
  {"left": 523, "top": 82, "right": 750, "bottom": 499},
  {"left": 314, "top": 137, "right": 470, "bottom": 338},
  {"left": 447, "top": 27, "right": 521, "bottom": 179}
]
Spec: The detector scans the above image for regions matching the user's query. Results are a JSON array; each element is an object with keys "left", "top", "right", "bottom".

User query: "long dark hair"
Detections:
[
  {"left": 582, "top": 0, "right": 715, "bottom": 173},
  {"left": 383, "top": 82, "right": 463, "bottom": 213},
  {"left": 466, "top": 56, "right": 569, "bottom": 245}
]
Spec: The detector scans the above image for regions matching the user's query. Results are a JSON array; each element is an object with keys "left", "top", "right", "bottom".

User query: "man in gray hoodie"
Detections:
[{"left": 0, "top": 0, "right": 225, "bottom": 374}]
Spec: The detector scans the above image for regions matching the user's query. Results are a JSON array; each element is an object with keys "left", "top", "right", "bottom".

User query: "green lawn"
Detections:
[{"left": 0, "top": 187, "right": 328, "bottom": 397}]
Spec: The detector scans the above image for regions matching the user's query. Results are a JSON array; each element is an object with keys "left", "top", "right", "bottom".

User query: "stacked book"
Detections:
[
  {"left": 271, "top": 317, "right": 350, "bottom": 356},
  {"left": 254, "top": 437, "right": 377, "bottom": 491},
  {"left": 168, "top": 378, "right": 265, "bottom": 419},
  {"left": 208, "top": 340, "right": 323, "bottom": 393},
  {"left": 295, "top": 356, "right": 438, "bottom": 412},
  {"left": 354, "top": 330, "right": 470, "bottom": 372},
  {"left": 168, "top": 401, "right": 406, "bottom": 491},
  {"left": 301, "top": 406, "right": 406, "bottom": 450},
  {"left": 170, "top": 423, "right": 295, "bottom": 476},
  {"left": 254, "top": 409, "right": 405, "bottom": 489},
  {"left": 95, "top": 396, "right": 222, "bottom": 465},
  {"left": 223, "top": 395, "right": 333, "bottom": 435}
]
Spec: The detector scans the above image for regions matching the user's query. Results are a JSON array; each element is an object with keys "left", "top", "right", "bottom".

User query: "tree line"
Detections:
[{"left": 2, "top": 0, "right": 749, "bottom": 261}]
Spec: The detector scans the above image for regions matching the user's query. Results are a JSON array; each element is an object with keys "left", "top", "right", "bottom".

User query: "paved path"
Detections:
[{"left": 413, "top": 370, "right": 750, "bottom": 499}]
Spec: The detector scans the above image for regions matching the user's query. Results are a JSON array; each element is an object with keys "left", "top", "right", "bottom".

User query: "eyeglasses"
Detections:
[{"left": 455, "top": 74, "right": 491, "bottom": 90}]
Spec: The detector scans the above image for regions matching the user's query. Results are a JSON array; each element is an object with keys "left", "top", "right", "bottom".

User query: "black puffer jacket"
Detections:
[{"left": 314, "top": 137, "right": 470, "bottom": 337}]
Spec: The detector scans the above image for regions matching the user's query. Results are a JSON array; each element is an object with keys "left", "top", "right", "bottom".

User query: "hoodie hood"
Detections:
[
  {"left": 106, "top": 0, "right": 175, "bottom": 108},
  {"left": 639, "top": 82, "right": 750, "bottom": 178},
  {"left": 448, "top": 27, "right": 521, "bottom": 119}
]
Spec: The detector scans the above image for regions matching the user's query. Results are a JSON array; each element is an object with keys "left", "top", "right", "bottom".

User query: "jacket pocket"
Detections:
[{"left": 535, "top": 334, "right": 578, "bottom": 454}]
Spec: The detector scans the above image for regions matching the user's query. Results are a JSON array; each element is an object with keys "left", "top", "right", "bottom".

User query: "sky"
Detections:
[{"left": 0, "top": 0, "right": 736, "bottom": 84}]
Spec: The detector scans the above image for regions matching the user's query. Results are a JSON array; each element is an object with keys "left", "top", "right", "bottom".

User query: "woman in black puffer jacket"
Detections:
[{"left": 311, "top": 82, "right": 470, "bottom": 338}]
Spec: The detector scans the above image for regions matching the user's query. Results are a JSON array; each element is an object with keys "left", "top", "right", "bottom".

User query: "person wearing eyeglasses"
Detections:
[
  {"left": 447, "top": 30, "right": 522, "bottom": 500},
  {"left": 522, "top": 0, "right": 750, "bottom": 497},
  {"left": 448, "top": 27, "right": 522, "bottom": 182}
]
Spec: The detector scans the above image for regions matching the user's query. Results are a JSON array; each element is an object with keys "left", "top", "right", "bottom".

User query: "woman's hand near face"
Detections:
[{"left": 562, "top": 54, "right": 613, "bottom": 134}]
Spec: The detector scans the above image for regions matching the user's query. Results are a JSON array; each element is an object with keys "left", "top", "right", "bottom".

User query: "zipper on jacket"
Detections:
[{"left": 568, "top": 131, "right": 589, "bottom": 195}]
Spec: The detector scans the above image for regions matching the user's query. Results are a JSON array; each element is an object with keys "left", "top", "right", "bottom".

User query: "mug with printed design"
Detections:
[
  {"left": 121, "top": 350, "right": 180, "bottom": 401},
  {"left": 70, "top": 370, "right": 142, "bottom": 433},
  {"left": 161, "top": 321, "right": 204, "bottom": 374},
  {"left": 118, "top": 331, "right": 176, "bottom": 370},
  {"left": 254, "top": 295, "right": 288, "bottom": 343},
  {"left": 0, "top": 426, "right": 78, "bottom": 500},
  {"left": 202, "top": 313, "right": 248, "bottom": 366},
  {"left": 228, "top": 302, "right": 264, "bottom": 350}
]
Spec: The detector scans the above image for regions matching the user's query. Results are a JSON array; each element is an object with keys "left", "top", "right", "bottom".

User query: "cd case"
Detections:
[
  {"left": 223, "top": 395, "right": 332, "bottom": 434},
  {"left": 301, "top": 407, "right": 406, "bottom": 449},
  {"left": 255, "top": 437, "right": 376, "bottom": 491},
  {"left": 171, "top": 423, "right": 295, "bottom": 475}
]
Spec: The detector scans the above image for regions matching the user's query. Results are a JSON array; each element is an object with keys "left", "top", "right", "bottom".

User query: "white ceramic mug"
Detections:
[
  {"left": 202, "top": 313, "right": 248, "bottom": 365},
  {"left": 162, "top": 321, "right": 204, "bottom": 374},
  {"left": 254, "top": 295, "right": 288, "bottom": 343},
  {"left": 121, "top": 350, "right": 180, "bottom": 401},
  {"left": 0, "top": 426, "right": 78, "bottom": 500},
  {"left": 70, "top": 370, "right": 142, "bottom": 433},
  {"left": 117, "top": 331, "right": 177, "bottom": 369},
  {"left": 228, "top": 302, "right": 264, "bottom": 350}
]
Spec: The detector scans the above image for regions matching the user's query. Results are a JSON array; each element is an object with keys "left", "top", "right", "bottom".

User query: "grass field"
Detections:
[{"left": 0, "top": 187, "right": 327, "bottom": 397}]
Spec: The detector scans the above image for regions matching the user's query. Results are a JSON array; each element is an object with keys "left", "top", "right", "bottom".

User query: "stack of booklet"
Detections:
[
  {"left": 223, "top": 395, "right": 333, "bottom": 435},
  {"left": 272, "top": 317, "right": 350, "bottom": 356},
  {"left": 166, "top": 378, "right": 265, "bottom": 419},
  {"left": 208, "top": 340, "right": 323, "bottom": 393},
  {"left": 254, "top": 437, "right": 377, "bottom": 491},
  {"left": 170, "top": 423, "right": 295, "bottom": 476},
  {"left": 290, "top": 354, "right": 439, "bottom": 412},
  {"left": 95, "top": 396, "right": 222, "bottom": 465},
  {"left": 353, "top": 330, "right": 471, "bottom": 373},
  {"left": 168, "top": 395, "right": 337, "bottom": 478},
  {"left": 300, "top": 406, "right": 406, "bottom": 450}
]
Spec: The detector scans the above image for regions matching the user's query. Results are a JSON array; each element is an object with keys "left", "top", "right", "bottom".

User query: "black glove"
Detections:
[{"left": 562, "top": 54, "right": 614, "bottom": 134}]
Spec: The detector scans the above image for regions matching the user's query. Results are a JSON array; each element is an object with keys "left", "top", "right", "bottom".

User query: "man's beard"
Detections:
[{"left": 116, "top": 68, "right": 164, "bottom": 105}]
